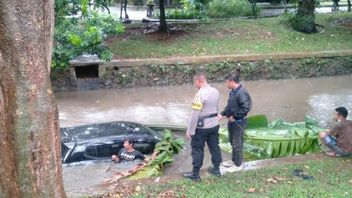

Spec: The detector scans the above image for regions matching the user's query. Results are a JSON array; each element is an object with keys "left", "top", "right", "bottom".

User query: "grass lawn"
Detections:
[
  {"left": 129, "top": 156, "right": 352, "bottom": 197},
  {"left": 106, "top": 12, "right": 352, "bottom": 59}
]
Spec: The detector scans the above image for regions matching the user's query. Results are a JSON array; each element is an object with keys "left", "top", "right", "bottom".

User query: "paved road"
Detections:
[{"left": 102, "top": 5, "right": 349, "bottom": 20}]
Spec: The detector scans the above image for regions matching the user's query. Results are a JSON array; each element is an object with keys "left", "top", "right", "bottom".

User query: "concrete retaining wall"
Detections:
[{"left": 51, "top": 51, "right": 352, "bottom": 91}]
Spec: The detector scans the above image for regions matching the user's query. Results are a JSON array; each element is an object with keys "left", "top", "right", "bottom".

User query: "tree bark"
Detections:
[
  {"left": 291, "top": 0, "right": 317, "bottom": 33},
  {"left": 158, "top": 0, "right": 168, "bottom": 33},
  {"left": 348, "top": 0, "right": 351, "bottom": 12},
  {"left": 0, "top": 0, "right": 66, "bottom": 197}
]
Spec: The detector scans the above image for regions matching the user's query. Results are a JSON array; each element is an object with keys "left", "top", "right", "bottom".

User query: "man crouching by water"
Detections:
[
  {"left": 319, "top": 107, "right": 352, "bottom": 157},
  {"left": 111, "top": 138, "right": 146, "bottom": 163},
  {"left": 183, "top": 71, "right": 223, "bottom": 182}
]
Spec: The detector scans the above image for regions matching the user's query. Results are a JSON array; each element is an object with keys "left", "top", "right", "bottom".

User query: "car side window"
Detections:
[
  {"left": 84, "top": 144, "right": 117, "bottom": 158},
  {"left": 84, "top": 145, "right": 97, "bottom": 157}
]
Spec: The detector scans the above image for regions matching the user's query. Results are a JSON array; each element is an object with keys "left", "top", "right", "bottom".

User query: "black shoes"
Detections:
[
  {"left": 207, "top": 167, "right": 221, "bottom": 176},
  {"left": 183, "top": 172, "right": 201, "bottom": 182}
]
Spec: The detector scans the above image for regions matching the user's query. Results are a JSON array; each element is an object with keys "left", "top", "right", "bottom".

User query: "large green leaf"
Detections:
[
  {"left": 278, "top": 141, "right": 289, "bottom": 157},
  {"left": 219, "top": 115, "right": 322, "bottom": 159},
  {"left": 305, "top": 115, "right": 319, "bottom": 127},
  {"left": 246, "top": 114, "right": 268, "bottom": 129},
  {"left": 286, "top": 141, "right": 295, "bottom": 156},
  {"left": 129, "top": 165, "right": 161, "bottom": 179},
  {"left": 127, "top": 130, "right": 185, "bottom": 179},
  {"left": 219, "top": 142, "right": 232, "bottom": 153}
]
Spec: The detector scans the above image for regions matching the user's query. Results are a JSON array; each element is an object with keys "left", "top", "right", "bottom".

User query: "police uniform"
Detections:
[{"left": 186, "top": 84, "right": 222, "bottom": 176}]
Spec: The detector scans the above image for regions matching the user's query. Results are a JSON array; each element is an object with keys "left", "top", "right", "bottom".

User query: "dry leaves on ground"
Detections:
[{"left": 248, "top": 187, "right": 256, "bottom": 193}]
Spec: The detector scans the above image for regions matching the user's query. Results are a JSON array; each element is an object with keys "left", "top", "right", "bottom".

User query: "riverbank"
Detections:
[
  {"left": 51, "top": 54, "right": 352, "bottom": 91},
  {"left": 57, "top": 75, "right": 352, "bottom": 197},
  {"left": 96, "top": 154, "right": 352, "bottom": 197}
]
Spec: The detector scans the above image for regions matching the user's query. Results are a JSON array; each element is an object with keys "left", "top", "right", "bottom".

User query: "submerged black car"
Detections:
[{"left": 60, "top": 121, "right": 163, "bottom": 164}]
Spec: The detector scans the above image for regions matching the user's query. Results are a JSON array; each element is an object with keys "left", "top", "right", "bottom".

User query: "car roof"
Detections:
[{"left": 60, "top": 121, "right": 157, "bottom": 143}]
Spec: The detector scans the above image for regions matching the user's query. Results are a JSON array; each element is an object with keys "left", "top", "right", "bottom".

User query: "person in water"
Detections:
[
  {"left": 319, "top": 107, "right": 352, "bottom": 157},
  {"left": 111, "top": 138, "right": 145, "bottom": 162}
]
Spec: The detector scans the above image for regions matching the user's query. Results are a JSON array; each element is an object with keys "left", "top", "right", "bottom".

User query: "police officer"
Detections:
[
  {"left": 219, "top": 70, "right": 252, "bottom": 173},
  {"left": 183, "top": 72, "right": 222, "bottom": 181}
]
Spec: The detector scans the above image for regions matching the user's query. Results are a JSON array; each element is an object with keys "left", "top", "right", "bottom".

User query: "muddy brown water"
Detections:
[{"left": 57, "top": 75, "right": 352, "bottom": 197}]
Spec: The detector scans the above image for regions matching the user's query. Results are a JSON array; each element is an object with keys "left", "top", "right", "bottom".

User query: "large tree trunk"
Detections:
[
  {"left": 290, "top": 0, "right": 317, "bottom": 33},
  {"left": 0, "top": 0, "right": 66, "bottom": 197},
  {"left": 348, "top": 0, "right": 351, "bottom": 12},
  {"left": 158, "top": 0, "right": 168, "bottom": 33}
]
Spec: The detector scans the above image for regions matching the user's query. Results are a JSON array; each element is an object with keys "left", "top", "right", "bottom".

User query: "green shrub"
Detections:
[
  {"left": 162, "top": 0, "right": 208, "bottom": 19},
  {"left": 52, "top": 11, "right": 124, "bottom": 68},
  {"left": 289, "top": 14, "right": 317, "bottom": 33},
  {"left": 86, "top": 12, "right": 125, "bottom": 35},
  {"left": 164, "top": 8, "right": 208, "bottom": 19},
  {"left": 207, "top": 0, "right": 258, "bottom": 18}
]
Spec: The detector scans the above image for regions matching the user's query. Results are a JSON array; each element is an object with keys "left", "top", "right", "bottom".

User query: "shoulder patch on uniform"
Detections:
[{"left": 192, "top": 92, "right": 203, "bottom": 110}]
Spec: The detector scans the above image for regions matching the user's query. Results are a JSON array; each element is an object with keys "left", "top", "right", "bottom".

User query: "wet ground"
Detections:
[{"left": 57, "top": 75, "right": 352, "bottom": 197}]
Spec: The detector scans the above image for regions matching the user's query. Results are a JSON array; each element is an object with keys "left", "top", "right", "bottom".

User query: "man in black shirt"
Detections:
[
  {"left": 112, "top": 138, "right": 145, "bottom": 162},
  {"left": 219, "top": 71, "right": 252, "bottom": 173}
]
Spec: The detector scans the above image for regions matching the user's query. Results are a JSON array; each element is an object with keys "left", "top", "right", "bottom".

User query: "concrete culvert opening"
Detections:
[{"left": 75, "top": 64, "right": 99, "bottom": 79}]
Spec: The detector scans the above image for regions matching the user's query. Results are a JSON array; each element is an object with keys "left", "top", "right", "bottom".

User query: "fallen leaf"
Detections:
[
  {"left": 348, "top": 179, "right": 352, "bottom": 184},
  {"left": 287, "top": 181, "right": 293, "bottom": 184},
  {"left": 273, "top": 176, "right": 286, "bottom": 181},
  {"left": 266, "top": 178, "right": 277, "bottom": 183},
  {"left": 154, "top": 177, "right": 160, "bottom": 183},
  {"left": 304, "top": 165, "right": 310, "bottom": 169},
  {"left": 248, "top": 187, "right": 256, "bottom": 193},
  {"left": 135, "top": 185, "right": 141, "bottom": 192}
]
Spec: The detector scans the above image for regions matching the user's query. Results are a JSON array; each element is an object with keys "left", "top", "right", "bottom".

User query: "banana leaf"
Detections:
[
  {"left": 129, "top": 165, "right": 162, "bottom": 179},
  {"left": 305, "top": 115, "right": 319, "bottom": 127},
  {"left": 129, "top": 130, "right": 184, "bottom": 179},
  {"left": 246, "top": 114, "right": 268, "bottom": 129},
  {"left": 219, "top": 115, "right": 323, "bottom": 159},
  {"left": 219, "top": 142, "right": 232, "bottom": 153}
]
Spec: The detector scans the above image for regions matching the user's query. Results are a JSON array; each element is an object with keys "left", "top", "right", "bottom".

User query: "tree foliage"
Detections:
[
  {"left": 290, "top": 0, "right": 317, "bottom": 33},
  {"left": 53, "top": 0, "right": 124, "bottom": 68}
]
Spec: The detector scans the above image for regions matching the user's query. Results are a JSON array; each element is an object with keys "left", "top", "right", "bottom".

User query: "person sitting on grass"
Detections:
[
  {"left": 112, "top": 138, "right": 146, "bottom": 163},
  {"left": 319, "top": 107, "right": 352, "bottom": 157}
]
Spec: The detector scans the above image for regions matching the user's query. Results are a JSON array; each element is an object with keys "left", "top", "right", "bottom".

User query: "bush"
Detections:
[
  {"left": 289, "top": 14, "right": 317, "bottom": 33},
  {"left": 52, "top": 12, "right": 124, "bottom": 68},
  {"left": 207, "top": 0, "right": 258, "bottom": 18},
  {"left": 164, "top": 8, "right": 208, "bottom": 19}
]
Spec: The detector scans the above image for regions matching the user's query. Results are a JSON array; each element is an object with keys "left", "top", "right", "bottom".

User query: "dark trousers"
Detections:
[
  {"left": 228, "top": 119, "right": 247, "bottom": 166},
  {"left": 191, "top": 125, "right": 222, "bottom": 175}
]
